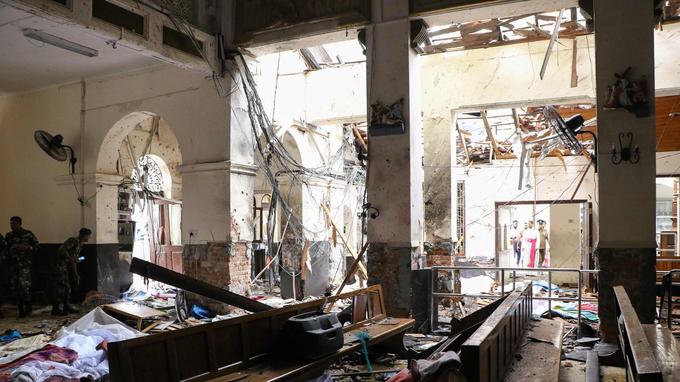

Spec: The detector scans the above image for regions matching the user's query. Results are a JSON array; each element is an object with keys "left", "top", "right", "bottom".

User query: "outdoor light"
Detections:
[{"left": 23, "top": 28, "right": 99, "bottom": 57}]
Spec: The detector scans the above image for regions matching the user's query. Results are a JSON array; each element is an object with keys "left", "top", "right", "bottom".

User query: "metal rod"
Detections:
[
  {"left": 432, "top": 266, "right": 598, "bottom": 273},
  {"left": 431, "top": 292, "right": 595, "bottom": 302},
  {"left": 578, "top": 271, "right": 583, "bottom": 337},
  {"left": 501, "top": 270, "right": 505, "bottom": 295},
  {"left": 431, "top": 268, "right": 438, "bottom": 330},
  {"left": 548, "top": 270, "right": 552, "bottom": 318}
]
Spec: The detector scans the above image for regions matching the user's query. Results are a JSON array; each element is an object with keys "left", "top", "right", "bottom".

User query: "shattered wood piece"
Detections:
[
  {"left": 321, "top": 205, "right": 367, "bottom": 279},
  {"left": 129, "top": 257, "right": 272, "bottom": 313},
  {"left": 481, "top": 111, "right": 500, "bottom": 158},
  {"left": 102, "top": 302, "right": 167, "bottom": 331}
]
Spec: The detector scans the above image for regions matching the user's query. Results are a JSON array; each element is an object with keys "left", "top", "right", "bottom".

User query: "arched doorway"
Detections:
[{"left": 96, "top": 112, "right": 183, "bottom": 280}]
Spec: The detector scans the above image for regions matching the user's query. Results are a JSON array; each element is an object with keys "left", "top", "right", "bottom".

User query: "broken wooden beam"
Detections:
[
  {"left": 129, "top": 257, "right": 272, "bottom": 313},
  {"left": 571, "top": 38, "right": 579, "bottom": 88},
  {"left": 321, "top": 205, "right": 368, "bottom": 279},
  {"left": 481, "top": 110, "right": 500, "bottom": 158},
  {"left": 324, "top": 242, "right": 370, "bottom": 313}
]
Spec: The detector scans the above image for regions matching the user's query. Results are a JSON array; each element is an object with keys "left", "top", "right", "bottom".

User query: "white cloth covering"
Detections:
[{"left": 2, "top": 307, "right": 143, "bottom": 381}]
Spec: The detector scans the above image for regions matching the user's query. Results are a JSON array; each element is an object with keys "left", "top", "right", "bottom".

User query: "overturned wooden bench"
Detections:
[
  {"left": 108, "top": 285, "right": 413, "bottom": 382},
  {"left": 614, "top": 285, "right": 680, "bottom": 382}
]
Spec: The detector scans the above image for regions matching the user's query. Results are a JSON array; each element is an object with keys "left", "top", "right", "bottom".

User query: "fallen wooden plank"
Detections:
[{"left": 129, "top": 257, "right": 272, "bottom": 313}]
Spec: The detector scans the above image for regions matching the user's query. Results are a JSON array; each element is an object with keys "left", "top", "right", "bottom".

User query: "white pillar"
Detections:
[
  {"left": 366, "top": 0, "right": 424, "bottom": 316},
  {"left": 594, "top": 0, "right": 656, "bottom": 342}
]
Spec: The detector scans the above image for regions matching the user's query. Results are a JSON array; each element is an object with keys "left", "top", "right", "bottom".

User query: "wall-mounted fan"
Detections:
[
  {"left": 34, "top": 130, "right": 77, "bottom": 174},
  {"left": 542, "top": 105, "right": 598, "bottom": 171}
]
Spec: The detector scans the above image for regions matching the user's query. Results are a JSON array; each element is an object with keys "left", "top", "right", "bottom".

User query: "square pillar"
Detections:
[
  {"left": 594, "top": 0, "right": 657, "bottom": 342},
  {"left": 366, "top": 3, "right": 424, "bottom": 317}
]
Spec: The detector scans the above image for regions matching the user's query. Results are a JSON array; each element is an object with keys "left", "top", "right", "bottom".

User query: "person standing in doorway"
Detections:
[
  {"left": 5, "top": 216, "right": 39, "bottom": 317},
  {"left": 509, "top": 220, "right": 522, "bottom": 266},
  {"left": 520, "top": 222, "right": 529, "bottom": 267},
  {"left": 525, "top": 220, "right": 538, "bottom": 268},
  {"left": 537, "top": 220, "right": 550, "bottom": 268},
  {"left": 51, "top": 228, "right": 90, "bottom": 316}
]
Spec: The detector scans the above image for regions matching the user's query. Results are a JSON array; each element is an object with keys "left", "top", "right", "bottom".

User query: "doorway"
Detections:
[{"left": 496, "top": 200, "right": 590, "bottom": 284}]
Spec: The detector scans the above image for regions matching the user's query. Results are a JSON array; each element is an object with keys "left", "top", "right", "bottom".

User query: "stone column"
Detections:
[
  {"left": 423, "top": 110, "right": 457, "bottom": 265},
  {"left": 179, "top": 63, "right": 258, "bottom": 313},
  {"left": 594, "top": 0, "right": 656, "bottom": 342},
  {"left": 365, "top": 1, "right": 424, "bottom": 317}
]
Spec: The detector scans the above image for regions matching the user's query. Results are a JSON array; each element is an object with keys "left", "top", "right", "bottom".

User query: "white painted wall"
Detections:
[
  {"left": 0, "top": 64, "right": 250, "bottom": 244},
  {"left": 459, "top": 156, "right": 596, "bottom": 259},
  {"left": 549, "top": 203, "right": 581, "bottom": 284},
  {"left": 0, "top": 85, "right": 81, "bottom": 242},
  {"left": 422, "top": 23, "right": 680, "bottom": 244}
]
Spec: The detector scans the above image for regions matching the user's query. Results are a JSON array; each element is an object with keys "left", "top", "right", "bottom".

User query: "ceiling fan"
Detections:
[{"left": 34, "top": 130, "right": 77, "bottom": 174}]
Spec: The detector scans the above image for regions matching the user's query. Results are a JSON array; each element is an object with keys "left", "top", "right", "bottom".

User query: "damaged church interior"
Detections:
[{"left": 1, "top": 0, "right": 680, "bottom": 380}]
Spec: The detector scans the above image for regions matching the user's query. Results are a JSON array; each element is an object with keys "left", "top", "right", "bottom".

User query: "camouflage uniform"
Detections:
[
  {"left": 52, "top": 237, "right": 80, "bottom": 304},
  {"left": 5, "top": 228, "right": 39, "bottom": 304}
]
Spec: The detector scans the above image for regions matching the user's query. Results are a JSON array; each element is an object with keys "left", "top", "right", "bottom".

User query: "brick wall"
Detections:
[
  {"left": 424, "top": 242, "right": 453, "bottom": 267},
  {"left": 182, "top": 241, "right": 252, "bottom": 315}
]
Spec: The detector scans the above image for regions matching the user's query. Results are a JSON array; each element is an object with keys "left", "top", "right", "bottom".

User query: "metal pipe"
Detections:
[
  {"left": 501, "top": 270, "right": 505, "bottom": 295},
  {"left": 578, "top": 271, "right": 583, "bottom": 337},
  {"left": 130, "top": 258, "right": 272, "bottom": 312},
  {"left": 431, "top": 292, "right": 595, "bottom": 302},
  {"left": 548, "top": 270, "right": 552, "bottom": 318}
]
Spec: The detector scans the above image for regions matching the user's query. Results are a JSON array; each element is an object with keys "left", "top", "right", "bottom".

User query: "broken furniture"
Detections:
[
  {"left": 459, "top": 283, "right": 533, "bottom": 382},
  {"left": 108, "top": 285, "right": 413, "bottom": 382},
  {"left": 129, "top": 257, "right": 272, "bottom": 313},
  {"left": 614, "top": 285, "right": 680, "bottom": 381},
  {"left": 102, "top": 302, "right": 166, "bottom": 332},
  {"left": 274, "top": 311, "right": 343, "bottom": 361}
]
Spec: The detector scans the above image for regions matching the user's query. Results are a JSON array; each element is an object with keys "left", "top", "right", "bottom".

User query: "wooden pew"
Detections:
[
  {"left": 614, "top": 285, "right": 664, "bottom": 381},
  {"left": 459, "top": 283, "right": 533, "bottom": 382},
  {"left": 108, "top": 285, "right": 413, "bottom": 382}
]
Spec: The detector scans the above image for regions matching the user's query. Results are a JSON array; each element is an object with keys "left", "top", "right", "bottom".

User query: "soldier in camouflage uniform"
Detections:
[
  {"left": 5, "top": 216, "right": 39, "bottom": 318},
  {"left": 51, "top": 228, "right": 90, "bottom": 316}
]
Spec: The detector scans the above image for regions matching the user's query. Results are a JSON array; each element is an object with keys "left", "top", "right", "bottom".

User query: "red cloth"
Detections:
[
  {"left": 526, "top": 238, "right": 537, "bottom": 268},
  {"left": 387, "top": 369, "right": 412, "bottom": 382},
  {"left": 0, "top": 345, "right": 78, "bottom": 382}
]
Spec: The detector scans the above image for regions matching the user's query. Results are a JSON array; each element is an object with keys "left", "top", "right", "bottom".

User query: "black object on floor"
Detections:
[{"left": 275, "top": 311, "right": 343, "bottom": 361}]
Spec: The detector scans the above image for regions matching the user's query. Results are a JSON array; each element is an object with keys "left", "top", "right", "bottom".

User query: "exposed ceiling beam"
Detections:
[
  {"left": 481, "top": 110, "right": 500, "bottom": 158},
  {"left": 539, "top": 8, "right": 565, "bottom": 80}
]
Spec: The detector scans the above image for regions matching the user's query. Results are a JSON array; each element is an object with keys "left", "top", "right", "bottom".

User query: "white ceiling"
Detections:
[{"left": 0, "top": 3, "right": 161, "bottom": 94}]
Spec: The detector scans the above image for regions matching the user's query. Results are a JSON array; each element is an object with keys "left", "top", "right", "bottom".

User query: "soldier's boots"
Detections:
[
  {"left": 64, "top": 304, "right": 79, "bottom": 314},
  {"left": 51, "top": 305, "right": 68, "bottom": 316},
  {"left": 18, "top": 302, "right": 32, "bottom": 318}
]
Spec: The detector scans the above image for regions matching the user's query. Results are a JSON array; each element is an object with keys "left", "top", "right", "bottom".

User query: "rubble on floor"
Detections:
[{"left": 0, "top": 307, "right": 141, "bottom": 381}]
